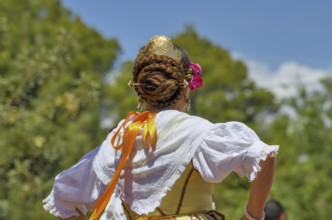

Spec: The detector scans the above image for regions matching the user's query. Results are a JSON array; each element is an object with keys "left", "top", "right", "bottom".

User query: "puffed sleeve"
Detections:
[
  {"left": 42, "top": 146, "right": 107, "bottom": 218},
  {"left": 192, "top": 121, "right": 279, "bottom": 183}
]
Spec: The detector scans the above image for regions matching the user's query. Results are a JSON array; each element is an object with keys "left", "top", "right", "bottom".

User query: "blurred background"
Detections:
[{"left": 0, "top": 0, "right": 331, "bottom": 219}]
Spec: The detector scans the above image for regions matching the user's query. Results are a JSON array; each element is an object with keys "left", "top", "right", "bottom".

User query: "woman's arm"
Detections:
[{"left": 242, "top": 152, "right": 276, "bottom": 220}]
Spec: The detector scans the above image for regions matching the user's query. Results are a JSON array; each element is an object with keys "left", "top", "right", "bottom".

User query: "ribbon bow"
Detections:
[{"left": 90, "top": 111, "right": 157, "bottom": 220}]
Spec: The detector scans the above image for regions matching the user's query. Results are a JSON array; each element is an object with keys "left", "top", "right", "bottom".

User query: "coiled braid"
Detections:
[{"left": 133, "top": 53, "right": 187, "bottom": 108}]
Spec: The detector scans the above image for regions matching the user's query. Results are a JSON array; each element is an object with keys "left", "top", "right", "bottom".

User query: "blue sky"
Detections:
[{"left": 61, "top": 0, "right": 332, "bottom": 97}]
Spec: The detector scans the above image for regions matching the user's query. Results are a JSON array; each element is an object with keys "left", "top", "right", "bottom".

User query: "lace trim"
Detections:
[
  {"left": 246, "top": 142, "right": 279, "bottom": 182},
  {"left": 42, "top": 190, "right": 87, "bottom": 218}
]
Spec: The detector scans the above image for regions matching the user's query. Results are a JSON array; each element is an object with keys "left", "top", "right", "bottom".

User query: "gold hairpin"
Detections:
[
  {"left": 135, "top": 35, "right": 182, "bottom": 62},
  {"left": 128, "top": 80, "right": 147, "bottom": 88},
  {"left": 128, "top": 80, "right": 188, "bottom": 88},
  {"left": 179, "top": 79, "right": 189, "bottom": 88}
]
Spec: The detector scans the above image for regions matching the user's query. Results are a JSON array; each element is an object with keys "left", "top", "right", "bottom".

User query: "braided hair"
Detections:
[{"left": 132, "top": 45, "right": 190, "bottom": 108}]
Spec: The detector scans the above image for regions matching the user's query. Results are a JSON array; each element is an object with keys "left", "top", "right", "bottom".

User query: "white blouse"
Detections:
[{"left": 43, "top": 110, "right": 279, "bottom": 219}]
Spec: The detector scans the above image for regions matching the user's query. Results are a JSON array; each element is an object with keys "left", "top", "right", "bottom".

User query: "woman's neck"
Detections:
[
  {"left": 142, "top": 87, "right": 190, "bottom": 113},
  {"left": 143, "top": 101, "right": 187, "bottom": 113}
]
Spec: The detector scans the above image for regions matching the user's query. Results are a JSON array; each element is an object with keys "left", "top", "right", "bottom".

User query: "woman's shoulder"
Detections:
[{"left": 157, "top": 110, "right": 255, "bottom": 132}]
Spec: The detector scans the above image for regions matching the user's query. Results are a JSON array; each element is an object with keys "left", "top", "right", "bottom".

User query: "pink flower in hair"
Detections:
[{"left": 188, "top": 62, "right": 203, "bottom": 91}]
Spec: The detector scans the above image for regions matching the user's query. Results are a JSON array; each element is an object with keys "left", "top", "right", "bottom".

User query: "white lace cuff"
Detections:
[{"left": 43, "top": 190, "right": 88, "bottom": 218}]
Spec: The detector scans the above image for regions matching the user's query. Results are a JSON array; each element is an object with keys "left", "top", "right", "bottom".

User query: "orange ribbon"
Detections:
[{"left": 89, "top": 111, "right": 157, "bottom": 220}]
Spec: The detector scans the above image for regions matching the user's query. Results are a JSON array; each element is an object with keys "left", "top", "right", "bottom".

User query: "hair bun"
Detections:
[{"left": 133, "top": 54, "right": 185, "bottom": 108}]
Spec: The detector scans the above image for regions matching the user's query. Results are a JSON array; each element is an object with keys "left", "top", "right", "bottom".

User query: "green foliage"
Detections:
[
  {"left": 105, "top": 61, "right": 138, "bottom": 122},
  {"left": 0, "top": 0, "right": 119, "bottom": 219},
  {"left": 263, "top": 79, "right": 332, "bottom": 220},
  {"left": 1, "top": 1, "right": 331, "bottom": 219}
]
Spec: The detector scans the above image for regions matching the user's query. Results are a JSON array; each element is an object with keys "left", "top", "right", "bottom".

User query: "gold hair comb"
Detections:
[
  {"left": 128, "top": 80, "right": 188, "bottom": 88},
  {"left": 135, "top": 35, "right": 182, "bottom": 62},
  {"left": 128, "top": 81, "right": 146, "bottom": 88}
]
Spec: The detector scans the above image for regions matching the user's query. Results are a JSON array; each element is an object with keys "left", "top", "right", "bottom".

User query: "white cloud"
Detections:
[{"left": 233, "top": 54, "right": 332, "bottom": 99}]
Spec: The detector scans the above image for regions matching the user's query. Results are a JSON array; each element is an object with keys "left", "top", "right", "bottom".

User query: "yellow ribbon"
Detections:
[{"left": 89, "top": 111, "right": 157, "bottom": 220}]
